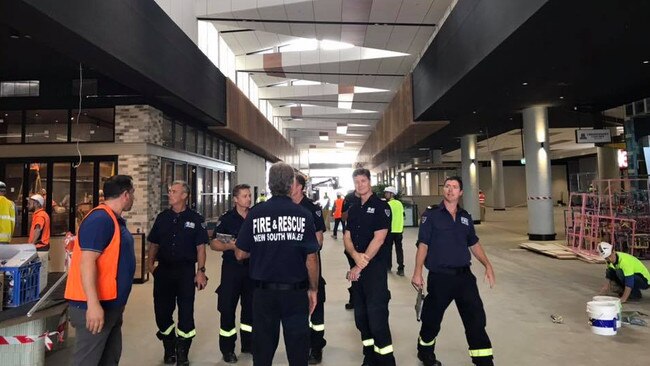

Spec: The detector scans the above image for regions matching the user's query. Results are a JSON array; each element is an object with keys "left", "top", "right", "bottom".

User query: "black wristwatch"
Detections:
[{"left": 199, "top": 266, "right": 206, "bottom": 273}]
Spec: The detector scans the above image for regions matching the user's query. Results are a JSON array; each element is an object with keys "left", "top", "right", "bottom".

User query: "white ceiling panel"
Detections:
[
  {"left": 339, "top": 59, "right": 360, "bottom": 74},
  {"left": 424, "top": 0, "right": 454, "bottom": 23},
  {"left": 368, "top": 0, "right": 402, "bottom": 23},
  {"left": 362, "top": 25, "right": 392, "bottom": 49},
  {"left": 313, "top": 0, "right": 342, "bottom": 21},
  {"left": 377, "top": 57, "right": 406, "bottom": 74},
  {"left": 284, "top": 0, "right": 315, "bottom": 21},
  {"left": 315, "top": 24, "right": 342, "bottom": 41},
  {"left": 255, "top": 2, "right": 288, "bottom": 20},
  {"left": 385, "top": 26, "right": 420, "bottom": 53},
  {"left": 230, "top": 0, "right": 259, "bottom": 15},
  {"left": 396, "top": 0, "right": 431, "bottom": 23},
  {"left": 288, "top": 23, "right": 318, "bottom": 39}
]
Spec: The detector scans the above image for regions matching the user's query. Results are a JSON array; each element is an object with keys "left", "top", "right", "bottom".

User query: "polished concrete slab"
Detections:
[{"left": 47, "top": 207, "right": 650, "bottom": 365}]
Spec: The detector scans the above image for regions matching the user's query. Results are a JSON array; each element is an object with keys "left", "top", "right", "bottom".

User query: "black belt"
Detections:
[
  {"left": 254, "top": 280, "right": 308, "bottom": 290},
  {"left": 430, "top": 266, "right": 471, "bottom": 275}
]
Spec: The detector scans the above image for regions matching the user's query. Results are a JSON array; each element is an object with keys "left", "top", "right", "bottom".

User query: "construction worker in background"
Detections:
[
  {"left": 345, "top": 168, "right": 396, "bottom": 366},
  {"left": 0, "top": 181, "right": 16, "bottom": 243},
  {"left": 65, "top": 175, "right": 136, "bottom": 366},
  {"left": 291, "top": 174, "right": 328, "bottom": 364},
  {"left": 147, "top": 181, "right": 209, "bottom": 365},
  {"left": 413, "top": 176, "right": 495, "bottom": 366},
  {"left": 256, "top": 191, "right": 267, "bottom": 204},
  {"left": 478, "top": 190, "right": 486, "bottom": 222},
  {"left": 384, "top": 186, "right": 405, "bottom": 276},
  {"left": 598, "top": 242, "right": 650, "bottom": 302},
  {"left": 210, "top": 184, "right": 254, "bottom": 363},
  {"left": 28, "top": 194, "right": 50, "bottom": 251},
  {"left": 234, "top": 162, "right": 320, "bottom": 366},
  {"left": 331, "top": 193, "right": 344, "bottom": 239}
]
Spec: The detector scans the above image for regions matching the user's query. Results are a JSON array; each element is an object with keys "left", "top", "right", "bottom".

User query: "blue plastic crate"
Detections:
[{"left": 2, "top": 260, "right": 41, "bottom": 308}]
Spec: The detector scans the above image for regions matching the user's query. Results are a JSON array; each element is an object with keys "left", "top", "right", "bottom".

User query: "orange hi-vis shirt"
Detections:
[
  {"left": 333, "top": 198, "right": 344, "bottom": 219},
  {"left": 29, "top": 208, "right": 50, "bottom": 248}
]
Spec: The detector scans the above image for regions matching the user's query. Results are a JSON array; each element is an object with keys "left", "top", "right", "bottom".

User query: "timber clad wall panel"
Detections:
[
  {"left": 358, "top": 76, "right": 447, "bottom": 167},
  {"left": 216, "top": 80, "right": 297, "bottom": 164}
]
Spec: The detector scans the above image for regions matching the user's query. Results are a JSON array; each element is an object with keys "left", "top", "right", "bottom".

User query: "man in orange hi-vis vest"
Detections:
[{"left": 65, "top": 175, "right": 136, "bottom": 366}]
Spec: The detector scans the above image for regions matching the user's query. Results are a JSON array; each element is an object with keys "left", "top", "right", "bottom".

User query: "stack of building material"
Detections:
[{"left": 519, "top": 242, "right": 578, "bottom": 259}]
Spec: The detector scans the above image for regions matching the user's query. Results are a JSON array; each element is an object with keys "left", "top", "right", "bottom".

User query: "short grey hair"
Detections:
[
  {"left": 268, "top": 162, "right": 294, "bottom": 196},
  {"left": 171, "top": 180, "right": 191, "bottom": 195}
]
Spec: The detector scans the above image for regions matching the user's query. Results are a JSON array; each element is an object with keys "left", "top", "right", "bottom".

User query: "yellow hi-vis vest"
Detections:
[{"left": 0, "top": 196, "right": 16, "bottom": 242}]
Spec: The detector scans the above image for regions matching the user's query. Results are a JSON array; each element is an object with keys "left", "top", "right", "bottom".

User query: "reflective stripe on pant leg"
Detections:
[
  {"left": 220, "top": 328, "right": 237, "bottom": 337},
  {"left": 159, "top": 324, "right": 175, "bottom": 336},
  {"left": 309, "top": 321, "right": 325, "bottom": 332},
  {"left": 177, "top": 328, "right": 196, "bottom": 339},
  {"left": 362, "top": 338, "right": 374, "bottom": 347},
  {"left": 240, "top": 323, "right": 252, "bottom": 333},
  {"left": 374, "top": 344, "right": 394, "bottom": 355},
  {"left": 419, "top": 336, "right": 435, "bottom": 346},
  {"left": 469, "top": 348, "right": 493, "bottom": 357}
]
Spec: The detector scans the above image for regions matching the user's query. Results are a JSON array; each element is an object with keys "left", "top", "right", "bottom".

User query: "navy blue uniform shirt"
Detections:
[
  {"left": 417, "top": 202, "right": 479, "bottom": 271},
  {"left": 213, "top": 207, "right": 246, "bottom": 265},
  {"left": 236, "top": 195, "right": 319, "bottom": 283},
  {"left": 346, "top": 194, "right": 391, "bottom": 254},
  {"left": 148, "top": 208, "right": 209, "bottom": 264},
  {"left": 71, "top": 209, "right": 135, "bottom": 309},
  {"left": 343, "top": 192, "right": 360, "bottom": 214},
  {"left": 300, "top": 196, "right": 327, "bottom": 233}
]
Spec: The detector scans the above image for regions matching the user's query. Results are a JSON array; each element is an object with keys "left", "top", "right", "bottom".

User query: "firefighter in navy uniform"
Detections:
[
  {"left": 235, "top": 162, "right": 320, "bottom": 366},
  {"left": 148, "top": 181, "right": 209, "bottom": 365},
  {"left": 344, "top": 168, "right": 395, "bottom": 366},
  {"left": 210, "top": 184, "right": 254, "bottom": 363},
  {"left": 290, "top": 174, "right": 327, "bottom": 364},
  {"left": 412, "top": 176, "right": 496, "bottom": 366},
  {"left": 342, "top": 190, "right": 361, "bottom": 310}
]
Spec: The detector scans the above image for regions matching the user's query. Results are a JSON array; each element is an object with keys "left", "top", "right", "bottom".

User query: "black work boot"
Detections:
[
  {"left": 345, "top": 287, "right": 354, "bottom": 310},
  {"left": 176, "top": 338, "right": 192, "bottom": 366},
  {"left": 162, "top": 338, "right": 177, "bottom": 364},
  {"left": 417, "top": 351, "right": 442, "bottom": 366},
  {"left": 308, "top": 348, "right": 323, "bottom": 364},
  {"left": 223, "top": 351, "right": 238, "bottom": 363}
]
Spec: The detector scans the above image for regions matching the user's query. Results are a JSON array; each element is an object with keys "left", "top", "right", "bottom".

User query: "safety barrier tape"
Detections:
[{"left": 0, "top": 309, "right": 67, "bottom": 350}]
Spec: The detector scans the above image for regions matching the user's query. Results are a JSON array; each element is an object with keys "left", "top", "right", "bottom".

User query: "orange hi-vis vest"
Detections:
[
  {"left": 333, "top": 198, "right": 344, "bottom": 219},
  {"left": 64, "top": 204, "right": 121, "bottom": 302}
]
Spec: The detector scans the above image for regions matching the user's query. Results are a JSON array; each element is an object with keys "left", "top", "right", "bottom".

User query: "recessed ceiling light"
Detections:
[
  {"left": 336, "top": 141, "right": 344, "bottom": 148},
  {"left": 418, "top": 147, "right": 430, "bottom": 151},
  {"left": 644, "top": 60, "right": 649, "bottom": 64},
  {"left": 559, "top": 96, "right": 565, "bottom": 99},
  {"left": 336, "top": 123, "right": 348, "bottom": 135},
  {"left": 319, "top": 132, "right": 329, "bottom": 141},
  {"left": 472, "top": 111, "right": 477, "bottom": 114},
  {"left": 522, "top": 82, "right": 528, "bottom": 86}
]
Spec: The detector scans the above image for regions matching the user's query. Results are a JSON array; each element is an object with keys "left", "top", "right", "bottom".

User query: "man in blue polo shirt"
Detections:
[
  {"left": 412, "top": 176, "right": 495, "bottom": 366},
  {"left": 66, "top": 175, "right": 136, "bottom": 366},
  {"left": 235, "top": 162, "right": 320, "bottom": 366}
]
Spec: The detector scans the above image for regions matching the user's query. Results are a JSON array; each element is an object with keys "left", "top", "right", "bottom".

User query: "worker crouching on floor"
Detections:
[{"left": 598, "top": 242, "right": 650, "bottom": 302}]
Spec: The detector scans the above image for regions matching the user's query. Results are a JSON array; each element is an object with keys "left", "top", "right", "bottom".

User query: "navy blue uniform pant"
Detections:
[
  {"left": 418, "top": 270, "right": 493, "bottom": 366},
  {"left": 153, "top": 263, "right": 196, "bottom": 339},
  {"left": 352, "top": 259, "right": 395, "bottom": 365},
  {"left": 310, "top": 279, "right": 326, "bottom": 351},
  {"left": 606, "top": 268, "right": 649, "bottom": 298},
  {"left": 217, "top": 261, "right": 253, "bottom": 354},
  {"left": 385, "top": 233, "right": 404, "bottom": 271},
  {"left": 333, "top": 218, "right": 345, "bottom": 235},
  {"left": 253, "top": 287, "right": 310, "bottom": 366}
]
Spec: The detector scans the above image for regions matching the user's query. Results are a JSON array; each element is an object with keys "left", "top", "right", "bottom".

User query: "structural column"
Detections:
[
  {"left": 523, "top": 106, "right": 555, "bottom": 240},
  {"left": 461, "top": 134, "right": 480, "bottom": 223},
  {"left": 490, "top": 151, "right": 506, "bottom": 210}
]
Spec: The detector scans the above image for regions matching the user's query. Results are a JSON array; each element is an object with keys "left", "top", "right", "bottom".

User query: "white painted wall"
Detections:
[
  {"left": 155, "top": 0, "right": 198, "bottom": 44},
  {"left": 478, "top": 165, "right": 568, "bottom": 207},
  {"left": 236, "top": 149, "right": 267, "bottom": 198}
]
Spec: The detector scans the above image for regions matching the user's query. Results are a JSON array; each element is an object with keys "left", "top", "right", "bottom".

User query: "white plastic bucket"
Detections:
[
  {"left": 587, "top": 301, "right": 618, "bottom": 336},
  {"left": 593, "top": 296, "right": 622, "bottom": 329}
]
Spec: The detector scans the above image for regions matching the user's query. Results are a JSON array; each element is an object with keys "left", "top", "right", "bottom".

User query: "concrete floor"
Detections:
[{"left": 47, "top": 207, "right": 650, "bottom": 366}]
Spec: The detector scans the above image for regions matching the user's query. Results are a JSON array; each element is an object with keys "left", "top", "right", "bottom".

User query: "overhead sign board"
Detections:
[{"left": 575, "top": 129, "right": 612, "bottom": 144}]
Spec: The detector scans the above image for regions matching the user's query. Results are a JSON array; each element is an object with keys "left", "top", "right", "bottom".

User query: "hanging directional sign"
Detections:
[{"left": 575, "top": 129, "right": 612, "bottom": 143}]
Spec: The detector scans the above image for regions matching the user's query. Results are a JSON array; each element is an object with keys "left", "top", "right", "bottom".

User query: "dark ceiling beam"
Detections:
[
  {"left": 198, "top": 17, "right": 436, "bottom": 27},
  {"left": 243, "top": 70, "right": 404, "bottom": 77},
  {"left": 1, "top": 0, "right": 227, "bottom": 126}
]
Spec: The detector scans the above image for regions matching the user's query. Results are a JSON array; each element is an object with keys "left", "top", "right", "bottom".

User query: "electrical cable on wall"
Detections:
[{"left": 72, "top": 63, "right": 83, "bottom": 169}]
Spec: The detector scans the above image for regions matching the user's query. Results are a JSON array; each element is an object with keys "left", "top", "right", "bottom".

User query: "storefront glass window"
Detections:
[
  {"left": 71, "top": 108, "right": 114, "bottom": 142},
  {"left": 0, "top": 110, "right": 22, "bottom": 144},
  {"left": 75, "top": 162, "right": 94, "bottom": 231},
  {"left": 25, "top": 110, "right": 68, "bottom": 143},
  {"left": 51, "top": 163, "right": 71, "bottom": 236}
]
